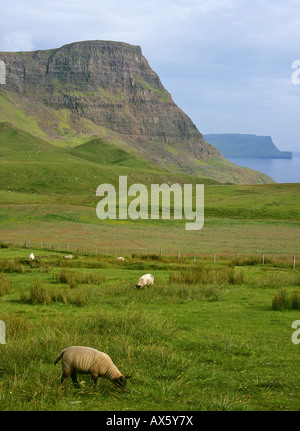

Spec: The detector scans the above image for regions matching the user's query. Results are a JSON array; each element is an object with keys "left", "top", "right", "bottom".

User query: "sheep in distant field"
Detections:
[
  {"left": 29, "top": 253, "right": 35, "bottom": 260},
  {"left": 54, "top": 346, "right": 130, "bottom": 389},
  {"left": 136, "top": 273, "right": 154, "bottom": 289},
  {"left": 64, "top": 255, "right": 73, "bottom": 259},
  {"left": 117, "top": 256, "right": 124, "bottom": 261}
]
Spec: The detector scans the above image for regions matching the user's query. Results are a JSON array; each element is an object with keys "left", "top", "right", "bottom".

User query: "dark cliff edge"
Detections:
[
  {"left": 0, "top": 40, "right": 274, "bottom": 184},
  {"left": 204, "top": 134, "right": 293, "bottom": 159}
]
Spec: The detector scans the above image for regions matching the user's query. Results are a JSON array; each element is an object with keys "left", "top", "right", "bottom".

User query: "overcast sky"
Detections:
[{"left": 0, "top": 0, "right": 299, "bottom": 152}]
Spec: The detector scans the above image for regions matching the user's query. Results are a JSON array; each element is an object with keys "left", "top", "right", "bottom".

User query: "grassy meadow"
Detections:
[
  {"left": 1, "top": 245, "right": 300, "bottom": 411},
  {"left": 0, "top": 119, "right": 300, "bottom": 411}
]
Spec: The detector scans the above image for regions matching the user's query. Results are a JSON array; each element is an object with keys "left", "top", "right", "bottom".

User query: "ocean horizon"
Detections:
[{"left": 227, "top": 152, "right": 300, "bottom": 183}]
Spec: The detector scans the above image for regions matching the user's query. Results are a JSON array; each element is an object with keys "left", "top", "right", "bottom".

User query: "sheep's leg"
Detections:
[
  {"left": 60, "top": 373, "right": 68, "bottom": 389},
  {"left": 91, "top": 371, "right": 98, "bottom": 386},
  {"left": 71, "top": 370, "right": 80, "bottom": 388}
]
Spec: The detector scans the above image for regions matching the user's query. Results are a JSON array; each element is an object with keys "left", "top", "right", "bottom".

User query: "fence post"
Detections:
[
  {"left": 160, "top": 248, "right": 162, "bottom": 257},
  {"left": 293, "top": 256, "right": 296, "bottom": 270},
  {"left": 193, "top": 252, "right": 196, "bottom": 263},
  {"left": 262, "top": 253, "right": 264, "bottom": 266},
  {"left": 118, "top": 248, "right": 120, "bottom": 257},
  {"left": 106, "top": 247, "right": 108, "bottom": 256},
  {"left": 178, "top": 251, "right": 180, "bottom": 261},
  {"left": 213, "top": 254, "right": 216, "bottom": 264}
]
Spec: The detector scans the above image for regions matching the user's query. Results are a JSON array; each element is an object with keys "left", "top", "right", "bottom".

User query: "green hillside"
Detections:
[
  {"left": 0, "top": 122, "right": 220, "bottom": 200},
  {"left": 68, "top": 137, "right": 155, "bottom": 169}
]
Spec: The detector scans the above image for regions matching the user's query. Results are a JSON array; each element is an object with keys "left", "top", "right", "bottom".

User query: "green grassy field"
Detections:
[
  {"left": 0, "top": 182, "right": 299, "bottom": 256},
  {"left": 1, "top": 250, "right": 300, "bottom": 411},
  {"left": 0, "top": 118, "right": 300, "bottom": 411}
]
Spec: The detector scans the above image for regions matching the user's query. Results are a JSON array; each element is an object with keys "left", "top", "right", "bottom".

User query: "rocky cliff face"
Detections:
[
  {"left": 1, "top": 41, "right": 219, "bottom": 161},
  {"left": 0, "top": 40, "right": 274, "bottom": 184}
]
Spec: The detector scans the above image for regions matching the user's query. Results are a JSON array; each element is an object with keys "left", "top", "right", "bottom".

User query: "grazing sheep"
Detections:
[
  {"left": 64, "top": 255, "right": 73, "bottom": 259},
  {"left": 136, "top": 273, "right": 154, "bottom": 289},
  {"left": 29, "top": 253, "right": 35, "bottom": 260},
  {"left": 54, "top": 346, "right": 130, "bottom": 389},
  {"left": 117, "top": 256, "right": 125, "bottom": 261}
]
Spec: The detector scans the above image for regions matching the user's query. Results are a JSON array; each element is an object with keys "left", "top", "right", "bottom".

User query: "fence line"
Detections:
[{"left": 0, "top": 238, "right": 298, "bottom": 268}]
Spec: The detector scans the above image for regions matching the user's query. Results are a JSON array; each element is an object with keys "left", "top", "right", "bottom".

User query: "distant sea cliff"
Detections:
[{"left": 204, "top": 134, "right": 293, "bottom": 159}]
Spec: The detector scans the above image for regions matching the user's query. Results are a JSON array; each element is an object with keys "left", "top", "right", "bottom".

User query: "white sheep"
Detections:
[
  {"left": 117, "top": 256, "right": 125, "bottom": 261},
  {"left": 29, "top": 253, "right": 35, "bottom": 260},
  {"left": 54, "top": 346, "right": 130, "bottom": 388},
  {"left": 64, "top": 255, "right": 73, "bottom": 259},
  {"left": 136, "top": 273, "right": 154, "bottom": 289}
]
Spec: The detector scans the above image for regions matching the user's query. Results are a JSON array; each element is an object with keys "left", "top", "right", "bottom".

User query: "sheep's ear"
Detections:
[{"left": 125, "top": 375, "right": 132, "bottom": 379}]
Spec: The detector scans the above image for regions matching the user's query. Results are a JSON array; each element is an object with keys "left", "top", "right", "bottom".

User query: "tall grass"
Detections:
[
  {"left": 55, "top": 269, "right": 105, "bottom": 288},
  {"left": 153, "top": 282, "right": 227, "bottom": 301},
  {"left": 0, "top": 273, "right": 11, "bottom": 296},
  {"left": 19, "top": 279, "right": 88, "bottom": 305},
  {"left": 256, "top": 271, "right": 300, "bottom": 289},
  {"left": 229, "top": 256, "right": 262, "bottom": 267},
  {"left": 0, "top": 259, "right": 25, "bottom": 273},
  {"left": 169, "top": 265, "right": 243, "bottom": 286},
  {"left": 272, "top": 289, "right": 300, "bottom": 310},
  {"left": 0, "top": 312, "right": 31, "bottom": 340}
]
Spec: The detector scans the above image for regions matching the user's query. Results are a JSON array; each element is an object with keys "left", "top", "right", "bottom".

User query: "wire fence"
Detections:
[{"left": 1, "top": 238, "right": 299, "bottom": 269}]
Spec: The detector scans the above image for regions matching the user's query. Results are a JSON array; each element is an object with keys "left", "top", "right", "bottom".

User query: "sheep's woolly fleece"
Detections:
[
  {"left": 136, "top": 274, "right": 154, "bottom": 289},
  {"left": 54, "top": 346, "right": 127, "bottom": 388}
]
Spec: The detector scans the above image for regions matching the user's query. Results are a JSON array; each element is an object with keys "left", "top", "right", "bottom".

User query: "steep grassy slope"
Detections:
[{"left": 0, "top": 122, "right": 222, "bottom": 202}]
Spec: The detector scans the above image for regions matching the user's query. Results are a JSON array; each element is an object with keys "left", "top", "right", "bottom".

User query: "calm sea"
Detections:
[{"left": 227, "top": 153, "right": 300, "bottom": 183}]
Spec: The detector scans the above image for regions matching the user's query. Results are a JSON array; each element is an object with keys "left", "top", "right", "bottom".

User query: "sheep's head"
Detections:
[{"left": 113, "top": 375, "right": 130, "bottom": 388}]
